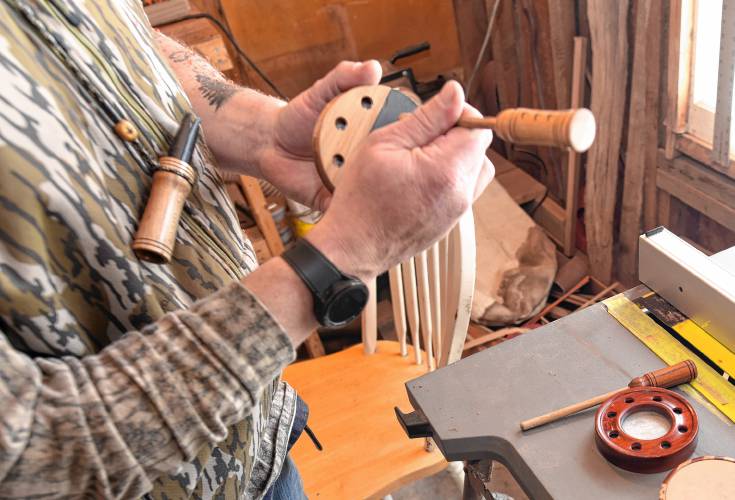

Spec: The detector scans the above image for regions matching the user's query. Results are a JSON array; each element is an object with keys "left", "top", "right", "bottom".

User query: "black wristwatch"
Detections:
[{"left": 282, "top": 238, "right": 369, "bottom": 327}]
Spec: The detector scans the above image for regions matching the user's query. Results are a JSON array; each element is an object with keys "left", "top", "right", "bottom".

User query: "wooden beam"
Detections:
[
  {"left": 656, "top": 165, "right": 735, "bottom": 234},
  {"left": 619, "top": 1, "right": 663, "bottom": 286},
  {"left": 584, "top": 0, "right": 629, "bottom": 283},
  {"left": 658, "top": 151, "right": 735, "bottom": 212}
]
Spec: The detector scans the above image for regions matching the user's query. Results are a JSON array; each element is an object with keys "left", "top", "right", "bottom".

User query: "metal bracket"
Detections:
[{"left": 394, "top": 407, "right": 432, "bottom": 439}]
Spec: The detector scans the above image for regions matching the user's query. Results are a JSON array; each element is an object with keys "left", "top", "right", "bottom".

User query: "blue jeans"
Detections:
[
  {"left": 263, "top": 395, "right": 309, "bottom": 499},
  {"left": 264, "top": 455, "right": 306, "bottom": 500}
]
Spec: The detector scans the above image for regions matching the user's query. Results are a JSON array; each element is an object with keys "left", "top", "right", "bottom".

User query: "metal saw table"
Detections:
[{"left": 400, "top": 289, "right": 735, "bottom": 499}]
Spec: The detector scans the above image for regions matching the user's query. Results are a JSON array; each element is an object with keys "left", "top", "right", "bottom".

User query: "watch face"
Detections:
[{"left": 325, "top": 281, "right": 369, "bottom": 327}]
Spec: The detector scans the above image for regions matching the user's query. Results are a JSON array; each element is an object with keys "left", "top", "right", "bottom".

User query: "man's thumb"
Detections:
[{"left": 380, "top": 81, "right": 465, "bottom": 149}]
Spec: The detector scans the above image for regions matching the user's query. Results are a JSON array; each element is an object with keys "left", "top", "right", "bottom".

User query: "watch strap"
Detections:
[{"left": 281, "top": 238, "right": 344, "bottom": 300}]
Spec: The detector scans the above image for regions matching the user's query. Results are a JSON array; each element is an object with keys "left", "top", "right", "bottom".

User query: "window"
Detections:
[{"left": 681, "top": 0, "right": 735, "bottom": 158}]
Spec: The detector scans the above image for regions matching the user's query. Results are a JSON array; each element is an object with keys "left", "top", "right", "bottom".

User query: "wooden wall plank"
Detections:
[
  {"left": 584, "top": 0, "right": 629, "bottom": 283},
  {"left": 562, "top": 36, "right": 588, "bottom": 257},
  {"left": 221, "top": 0, "right": 463, "bottom": 97},
  {"left": 547, "top": 0, "right": 575, "bottom": 110},
  {"left": 618, "top": 0, "right": 663, "bottom": 286},
  {"left": 452, "top": 0, "right": 489, "bottom": 84},
  {"left": 657, "top": 169, "right": 735, "bottom": 234},
  {"left": 657, "top": 153, "right": 735, "bottom": 234},
  {"left": 664, "top": 0, "right": 694, "bottom": 158}
]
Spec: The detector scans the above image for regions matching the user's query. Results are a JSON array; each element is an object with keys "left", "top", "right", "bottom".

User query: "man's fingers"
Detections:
[
  {"left": 380, "top": 81, "right": 465, "bottom": 149},
  {"left": 300, "top": 60, "right": 382, "bottom": 115}
]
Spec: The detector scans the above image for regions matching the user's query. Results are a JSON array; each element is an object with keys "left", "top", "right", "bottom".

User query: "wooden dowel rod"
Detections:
[
  {"left": 520, "top": 360, "right": 697, "bottom": 431},
  {"left": 520, "top": 387, "right": 624, "bottom": 431},
  {"left": 457, "top": 116, "right": 497, "bottom": 129}
]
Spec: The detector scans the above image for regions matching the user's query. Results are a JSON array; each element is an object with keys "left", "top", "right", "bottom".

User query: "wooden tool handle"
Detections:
[
  {"left": 459, "top": 108, "right": 596, "bottom": 153},
  {"left": 628, "top": 360, "right": 697, "bottom": 389},
  {"left": 519, "top": 360, "right": 698, "bottom": 431}
]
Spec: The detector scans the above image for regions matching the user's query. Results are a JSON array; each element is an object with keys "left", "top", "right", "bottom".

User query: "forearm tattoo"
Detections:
[
  {"left": 196, "top": 73, "right": 241, "bottom": 111},
  {"left": 156, "top": 31, "right": 242, "bottom": 112}
]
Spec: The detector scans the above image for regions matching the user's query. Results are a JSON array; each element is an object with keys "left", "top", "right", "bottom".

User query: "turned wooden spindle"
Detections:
[
  {"left": 457, "top": 107, "right": 596, "bottom": 153},
  {"left": 519, "top": 360, "right": 697, "bottom": 431},
  {"left": 132, "top": 113, "right": 200, "bottom": 264}
]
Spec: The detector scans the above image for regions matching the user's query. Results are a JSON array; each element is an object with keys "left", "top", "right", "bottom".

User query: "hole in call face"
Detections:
[{"left": 621, "top": 409, "right": 671, "bottom": 440}]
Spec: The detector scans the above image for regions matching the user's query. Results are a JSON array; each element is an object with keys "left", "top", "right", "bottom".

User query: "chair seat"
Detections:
[{"left": 283, "top": 340, "right": 447, "bottom": 499}]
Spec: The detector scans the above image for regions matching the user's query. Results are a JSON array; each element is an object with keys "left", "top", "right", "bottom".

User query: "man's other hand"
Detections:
[
  {"left": 307, "top": 81, "right": 494, "bottom": 282},
  {"left": 260, "top": 61, "right": 382, "bottom": 211}
]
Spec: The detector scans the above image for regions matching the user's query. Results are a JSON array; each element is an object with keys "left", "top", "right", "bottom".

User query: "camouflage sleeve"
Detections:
[{"left": 0, "top": 281, "right": 295, "bottom": 499}]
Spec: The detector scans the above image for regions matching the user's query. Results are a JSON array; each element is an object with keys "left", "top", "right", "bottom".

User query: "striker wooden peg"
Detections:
[
  {"left": 313, "top": 85, "right": 597, "bottom": 192},
  {"left": 132, "top": 113, "right": 200, "bottom": 264},
  {"left": 458, "top": 107, "right": 596, "bottom": 153}
]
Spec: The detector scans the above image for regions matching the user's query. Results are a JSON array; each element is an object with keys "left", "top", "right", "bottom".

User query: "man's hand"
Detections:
[
  {"left": 154, "top": 33, "right": 381, "bottom": 207},
  {"left": 245, "top": 80, "right": 493, "bottom": 344},
  {"left": 259, "top": 61, "right": 382, "bottom": 211},
  {"left": 306, "top": 81, "right": 494, "bottom": 281}
]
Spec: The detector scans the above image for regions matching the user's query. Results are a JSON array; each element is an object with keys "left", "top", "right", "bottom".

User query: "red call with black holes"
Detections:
[{"left": 595, "top": 387, "right": 699, "bottom": 473}]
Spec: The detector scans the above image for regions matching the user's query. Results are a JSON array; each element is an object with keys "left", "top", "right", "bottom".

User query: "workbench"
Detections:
[{"left": 402, "top": 288, "right": 735, "bottom": 499}]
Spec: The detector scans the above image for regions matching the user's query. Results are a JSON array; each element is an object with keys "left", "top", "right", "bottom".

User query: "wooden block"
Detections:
[
  {"left": 533, "top": 197, "right": 565, "bottom": 246},
  {"left": 144, "top": 0, "right": 190, "bottom": 26}
]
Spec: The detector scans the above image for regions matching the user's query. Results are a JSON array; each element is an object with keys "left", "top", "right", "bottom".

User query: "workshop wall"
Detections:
[
  {"left": 221, "top": 0, "right": 463, "bottom": 98},
  {"left": 459, "top": 0, "right": 735, "bottom": 286}
]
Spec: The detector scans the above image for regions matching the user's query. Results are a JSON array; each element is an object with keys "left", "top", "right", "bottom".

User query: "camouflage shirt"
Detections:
[{"left": 0, "top": 0, "right": 296, "bottom": 498}]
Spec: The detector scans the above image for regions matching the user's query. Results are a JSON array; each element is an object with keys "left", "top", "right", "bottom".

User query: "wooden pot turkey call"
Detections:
[
  {"left": 594, "top": 386, "right": 698, "bottom": 473},
  {"left": 520, "top": 360, "right": 697, "bottom": 431},
  {"left": 312, "top": 84, "right": 596, "bottom": 191}
]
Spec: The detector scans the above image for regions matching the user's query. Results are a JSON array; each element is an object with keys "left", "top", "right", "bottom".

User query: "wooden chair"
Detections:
[{"left": 283, "top": 210, "right": 476, "bottom": 499}]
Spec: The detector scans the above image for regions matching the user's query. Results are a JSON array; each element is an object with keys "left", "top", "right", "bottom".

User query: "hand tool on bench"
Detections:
[
  {"left": 312, "top": 84, "right": 596, "bottom": 192},
  {"left": 520, "top": 360, "right": 697, "bottom": 431}
]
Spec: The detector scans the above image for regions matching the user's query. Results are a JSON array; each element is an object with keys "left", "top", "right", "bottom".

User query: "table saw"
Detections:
[{"left": 396, "top": 228, "right": 735, "bottom": 499}]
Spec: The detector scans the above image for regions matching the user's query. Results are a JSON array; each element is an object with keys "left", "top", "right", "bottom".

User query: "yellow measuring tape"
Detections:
[{"left": 604, "top": 293, "right": 735, "bottom": 423}]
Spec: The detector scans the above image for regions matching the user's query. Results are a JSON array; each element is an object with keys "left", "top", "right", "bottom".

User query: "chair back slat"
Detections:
[
  {"left": 362, "top": 277, "right": 378, "bottom": 354},
  {"left": 439, "top": 211, "right": 475, "bottom": 367},
  {"left": 415, "top": 250, "right": 435, "bottom": 371},
  {"left": 401, "top": 257, "right": 422, "bottom": 365},
  {"left": 427, "top": 242, "right": 442, "bottom": 367},
  {"left": 388, "top": 266, "right": 409, "bottom": 357},
  {"left": 360, "top": 210, "right": 475, "bottom": 369}
]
